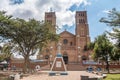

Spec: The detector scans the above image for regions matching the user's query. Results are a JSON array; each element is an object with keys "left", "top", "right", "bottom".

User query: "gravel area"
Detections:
[{"left": 20, "top": 71, "right": 103, "bottom": 80}]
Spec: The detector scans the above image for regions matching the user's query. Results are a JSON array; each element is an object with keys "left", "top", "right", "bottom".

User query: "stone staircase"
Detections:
[
  {"left": 41, "top": 63, "right": 88, "bottom": 71},
  {"left": 67, "top": 64, "right": 87, "bottom": 71}
]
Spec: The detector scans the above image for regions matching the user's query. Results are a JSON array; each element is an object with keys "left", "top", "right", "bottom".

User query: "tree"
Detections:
[
  {"left": 1, "top": 43, "right": 13, "bottom": 62},
  {"left": 100, "top": 8, "right": 120, "bottom": 60},
  {"left": 0, "top": 43, "right": 13, "bottom": 63},
  {"left": 94, "top": 34, "right": 114, "bottom": 73},
  {"left": 100, "top": 8, "right": 120, "bottom": 27},
  {"left": 0, "top": 46, "right": 3, "bottom": 62},
  {"left": 86, "top": 42, "right": 95, "bottom": 51},
  {"left": 87, "top": 34, "right": 114, "bottom": 73},
  {"left": 0, "top": 11, "right": 59, "bottom": 73}
]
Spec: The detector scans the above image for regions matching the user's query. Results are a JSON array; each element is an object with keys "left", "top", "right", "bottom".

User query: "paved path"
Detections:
[{"left": 20, "top": 71, "right": 103, "bottom": 80}]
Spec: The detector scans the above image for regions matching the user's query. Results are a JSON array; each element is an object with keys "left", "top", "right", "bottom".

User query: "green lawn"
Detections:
[{"left": 103, "top": 74, "right": 120, "bottom": 80}]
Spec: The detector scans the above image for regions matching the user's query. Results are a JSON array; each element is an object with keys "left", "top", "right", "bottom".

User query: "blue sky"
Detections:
[
  {"left": 0, "top": 0, "right": 120, "bottom": 42},
  {"left": 0, "top": 0, "right": 120, "bottom": 59},
  {"left": 62, "top": 0, "right": 120, "bottom": 41},
  {"left": 85, "top": 0, "right": 120, "bottom": 41}
]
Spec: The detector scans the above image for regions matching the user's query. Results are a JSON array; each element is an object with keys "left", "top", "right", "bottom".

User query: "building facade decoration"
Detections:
[{"left": 37, "top": 10, "right": 90, "bottom": 64}]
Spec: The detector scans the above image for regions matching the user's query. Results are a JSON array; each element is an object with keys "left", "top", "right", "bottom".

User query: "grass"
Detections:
[{"left": 103, "top": 74, "right": 120, "bottom": 80}]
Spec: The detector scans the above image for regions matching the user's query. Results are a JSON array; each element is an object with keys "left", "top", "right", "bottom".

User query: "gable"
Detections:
[{"left": 60, "top": 31, "right": 75, "bottom": 38}]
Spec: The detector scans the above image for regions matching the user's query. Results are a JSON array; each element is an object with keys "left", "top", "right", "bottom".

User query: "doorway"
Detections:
[
  {"left": 82, "top": 55, "right": 87, "bottom": 60},
  {"left": 63, "top": 54, "right": 68, "bottom": 64}
]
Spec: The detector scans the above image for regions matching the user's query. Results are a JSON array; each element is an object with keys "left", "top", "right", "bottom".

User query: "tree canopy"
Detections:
[
  {"left": 100, "top": 8, "right": 120, "bottom": 60},
  {"left": 100, "top": 8, "right": 120, "bottom": 27},
  {"left": 0, "top": 43, "right": 13, "bottom": 62},
  {"left": 86, "top": 33, "right": 114, "bottom": 73},
  {"left": 93, "top": 34, "right": 114, "bottom": 61},
  {"left": 0, "top": 11, "right": 59, "bottom": 73}
]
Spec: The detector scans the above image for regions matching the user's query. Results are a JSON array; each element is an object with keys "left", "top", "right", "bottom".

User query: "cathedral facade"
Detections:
[{"left": 37, "top": 10, "right": 91, "bottom": 64}]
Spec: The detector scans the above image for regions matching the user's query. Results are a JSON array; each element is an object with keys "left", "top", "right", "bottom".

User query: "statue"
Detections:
[
  {"left": 57, "top": 42, "right": 62, "bottom": 54},
  {"left": 49, "top": 42, "right": 68, "bottom": 76}
]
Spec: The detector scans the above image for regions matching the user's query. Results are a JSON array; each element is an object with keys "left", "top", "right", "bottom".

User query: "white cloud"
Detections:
[
  {"left": 0, "top": 0, "right": 91, "bottom": 59},
  {"left": 0, "top": 0, "right": 90, "bottom": 29},
  {"left": 107, "top": 30, "right": 117, "bottom": 44},
  {"left": 102, "top": 9, "right": 110, "bottom": 14}
]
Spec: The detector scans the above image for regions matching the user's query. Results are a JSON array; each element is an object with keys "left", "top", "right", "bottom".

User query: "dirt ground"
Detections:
[{"left": 20, "top": 71, "right": 103, "bottom": 80}]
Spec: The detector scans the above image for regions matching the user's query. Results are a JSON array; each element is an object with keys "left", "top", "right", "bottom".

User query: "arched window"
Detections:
[
  {"left": 70, "top": 42, "right": 73, "bottom": 46},
  {"left": 79, "top": 19, "right": 85, "bottom": 23},
  {"left": 63, "top": 39, "right": 68, "bottom": 44}
]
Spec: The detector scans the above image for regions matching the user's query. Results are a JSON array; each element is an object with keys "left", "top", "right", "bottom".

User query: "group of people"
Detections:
[{"left": 86, "top": 66, "right": 102, "bottom": 72}]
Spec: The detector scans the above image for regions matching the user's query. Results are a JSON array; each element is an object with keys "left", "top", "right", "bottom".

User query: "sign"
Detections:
[{"left": 56, "top": 61, "right": 61, "bottom": 67}]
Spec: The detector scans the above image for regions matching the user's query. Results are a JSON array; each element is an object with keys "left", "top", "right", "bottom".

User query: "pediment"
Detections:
[{"left": 60, "top": 31, "right": 75, "bottom": 37}]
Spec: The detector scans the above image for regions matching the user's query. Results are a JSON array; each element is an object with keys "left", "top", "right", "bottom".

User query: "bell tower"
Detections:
[
  {"left": 38, "top": 11, "right": 57, "bottom": 61},
  {"left": 45, "top": 11, "right": 56, "bottom": 33},
  {"left": 75, "top": 11, "right": 90, "bottom": 52}
]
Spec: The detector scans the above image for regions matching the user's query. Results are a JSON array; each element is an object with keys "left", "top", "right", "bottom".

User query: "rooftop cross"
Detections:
[{"left": 50, "top": 7, "right": 53, "bottom": 12}]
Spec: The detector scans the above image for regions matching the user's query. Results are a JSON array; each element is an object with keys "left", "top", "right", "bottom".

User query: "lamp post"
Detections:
[
  {"left": 106, "top": 54, "right": 110, "bottom": 73},
  {"left": 78, "top": 47, "right": 81, "bottom": 63},
  {"left": 119, "top": 57, "right": 120, "bottom": 65},
  {"left": 50, "top": 54, "right": 52, "bottom": 62},
  {"left": 50, "top": 54, "right": 52, "bottom": 67},
  {"left": 89, "top": 55, "right": 91, "bottom": 61},
  {"left": 50, "top": 46, "right": 53, "bottom": 67},
  {"left": 77, "top": 35, "right": 80, "bottom": 64},
  {"left": 78, "top": 55, "right": 81, "bottom": 63},
  {"left": 40, "top": 54, "right": 43, "bottom": 60}
]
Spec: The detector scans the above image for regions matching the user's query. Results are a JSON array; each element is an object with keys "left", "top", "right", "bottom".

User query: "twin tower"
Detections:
[{"left": 37, "top": 11, "right": 90, "bottom": 63}]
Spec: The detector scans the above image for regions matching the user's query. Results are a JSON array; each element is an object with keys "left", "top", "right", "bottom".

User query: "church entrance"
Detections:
[
  {"left": 63, "top": 54, "right": 68, "bottom": 64},
  {"left": 82, "top": 55, "right": 87, "bottom": 60}
]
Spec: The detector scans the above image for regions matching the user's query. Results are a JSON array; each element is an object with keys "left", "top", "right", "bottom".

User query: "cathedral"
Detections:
[{"left": 37, "top": 10, "right": 91, "bottom": 64}]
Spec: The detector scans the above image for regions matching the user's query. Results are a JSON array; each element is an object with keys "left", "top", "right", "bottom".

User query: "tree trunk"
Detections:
[
  {"left": 23, "top": 55, "right": 30, "bottom": 73},
  {"left": 106, "top": 60, "right": 110, "bottom": 73}
]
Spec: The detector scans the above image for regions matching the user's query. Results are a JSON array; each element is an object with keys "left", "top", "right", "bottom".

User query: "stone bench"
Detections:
[
  {"left": 60, "top": 72, "right": 68, "bottom": 75},
  {"left": 81, "top": 76, "right": 89, "bottom": 80},
  {"left": 80, "top": 75, "right": 102, "bottom": 80},
  {"left": 49, "top": 72, "right": 68, "bottom": 76},
  {"left": 49, "top": 72, "right": 56, "bottom": 76},
  {"left": 88, "top": 78, "right": 98, "bottom": 80}
]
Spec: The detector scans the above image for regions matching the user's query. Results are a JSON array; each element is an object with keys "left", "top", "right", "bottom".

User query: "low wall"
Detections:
[
  {"left": 83, "top": 64, "right": 120, "bottom": 69},
  {"left": 10, "top": 61, "right": 48, "bottom": 69}
]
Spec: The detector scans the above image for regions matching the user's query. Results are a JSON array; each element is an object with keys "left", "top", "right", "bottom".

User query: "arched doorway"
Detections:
[
  {"left": 82, "top": 55, "right": 87, "bottom": 60},
  {"left": 63, "top": 53, "right": 68, "bottom": 64},
  {"left": 45, "top": 55, "right": 49, "bottom": 59}
]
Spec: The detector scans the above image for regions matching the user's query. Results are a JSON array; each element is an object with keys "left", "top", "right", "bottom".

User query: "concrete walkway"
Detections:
[{"left": 20, "top": 71, "right": 103, "bottom": 80}]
